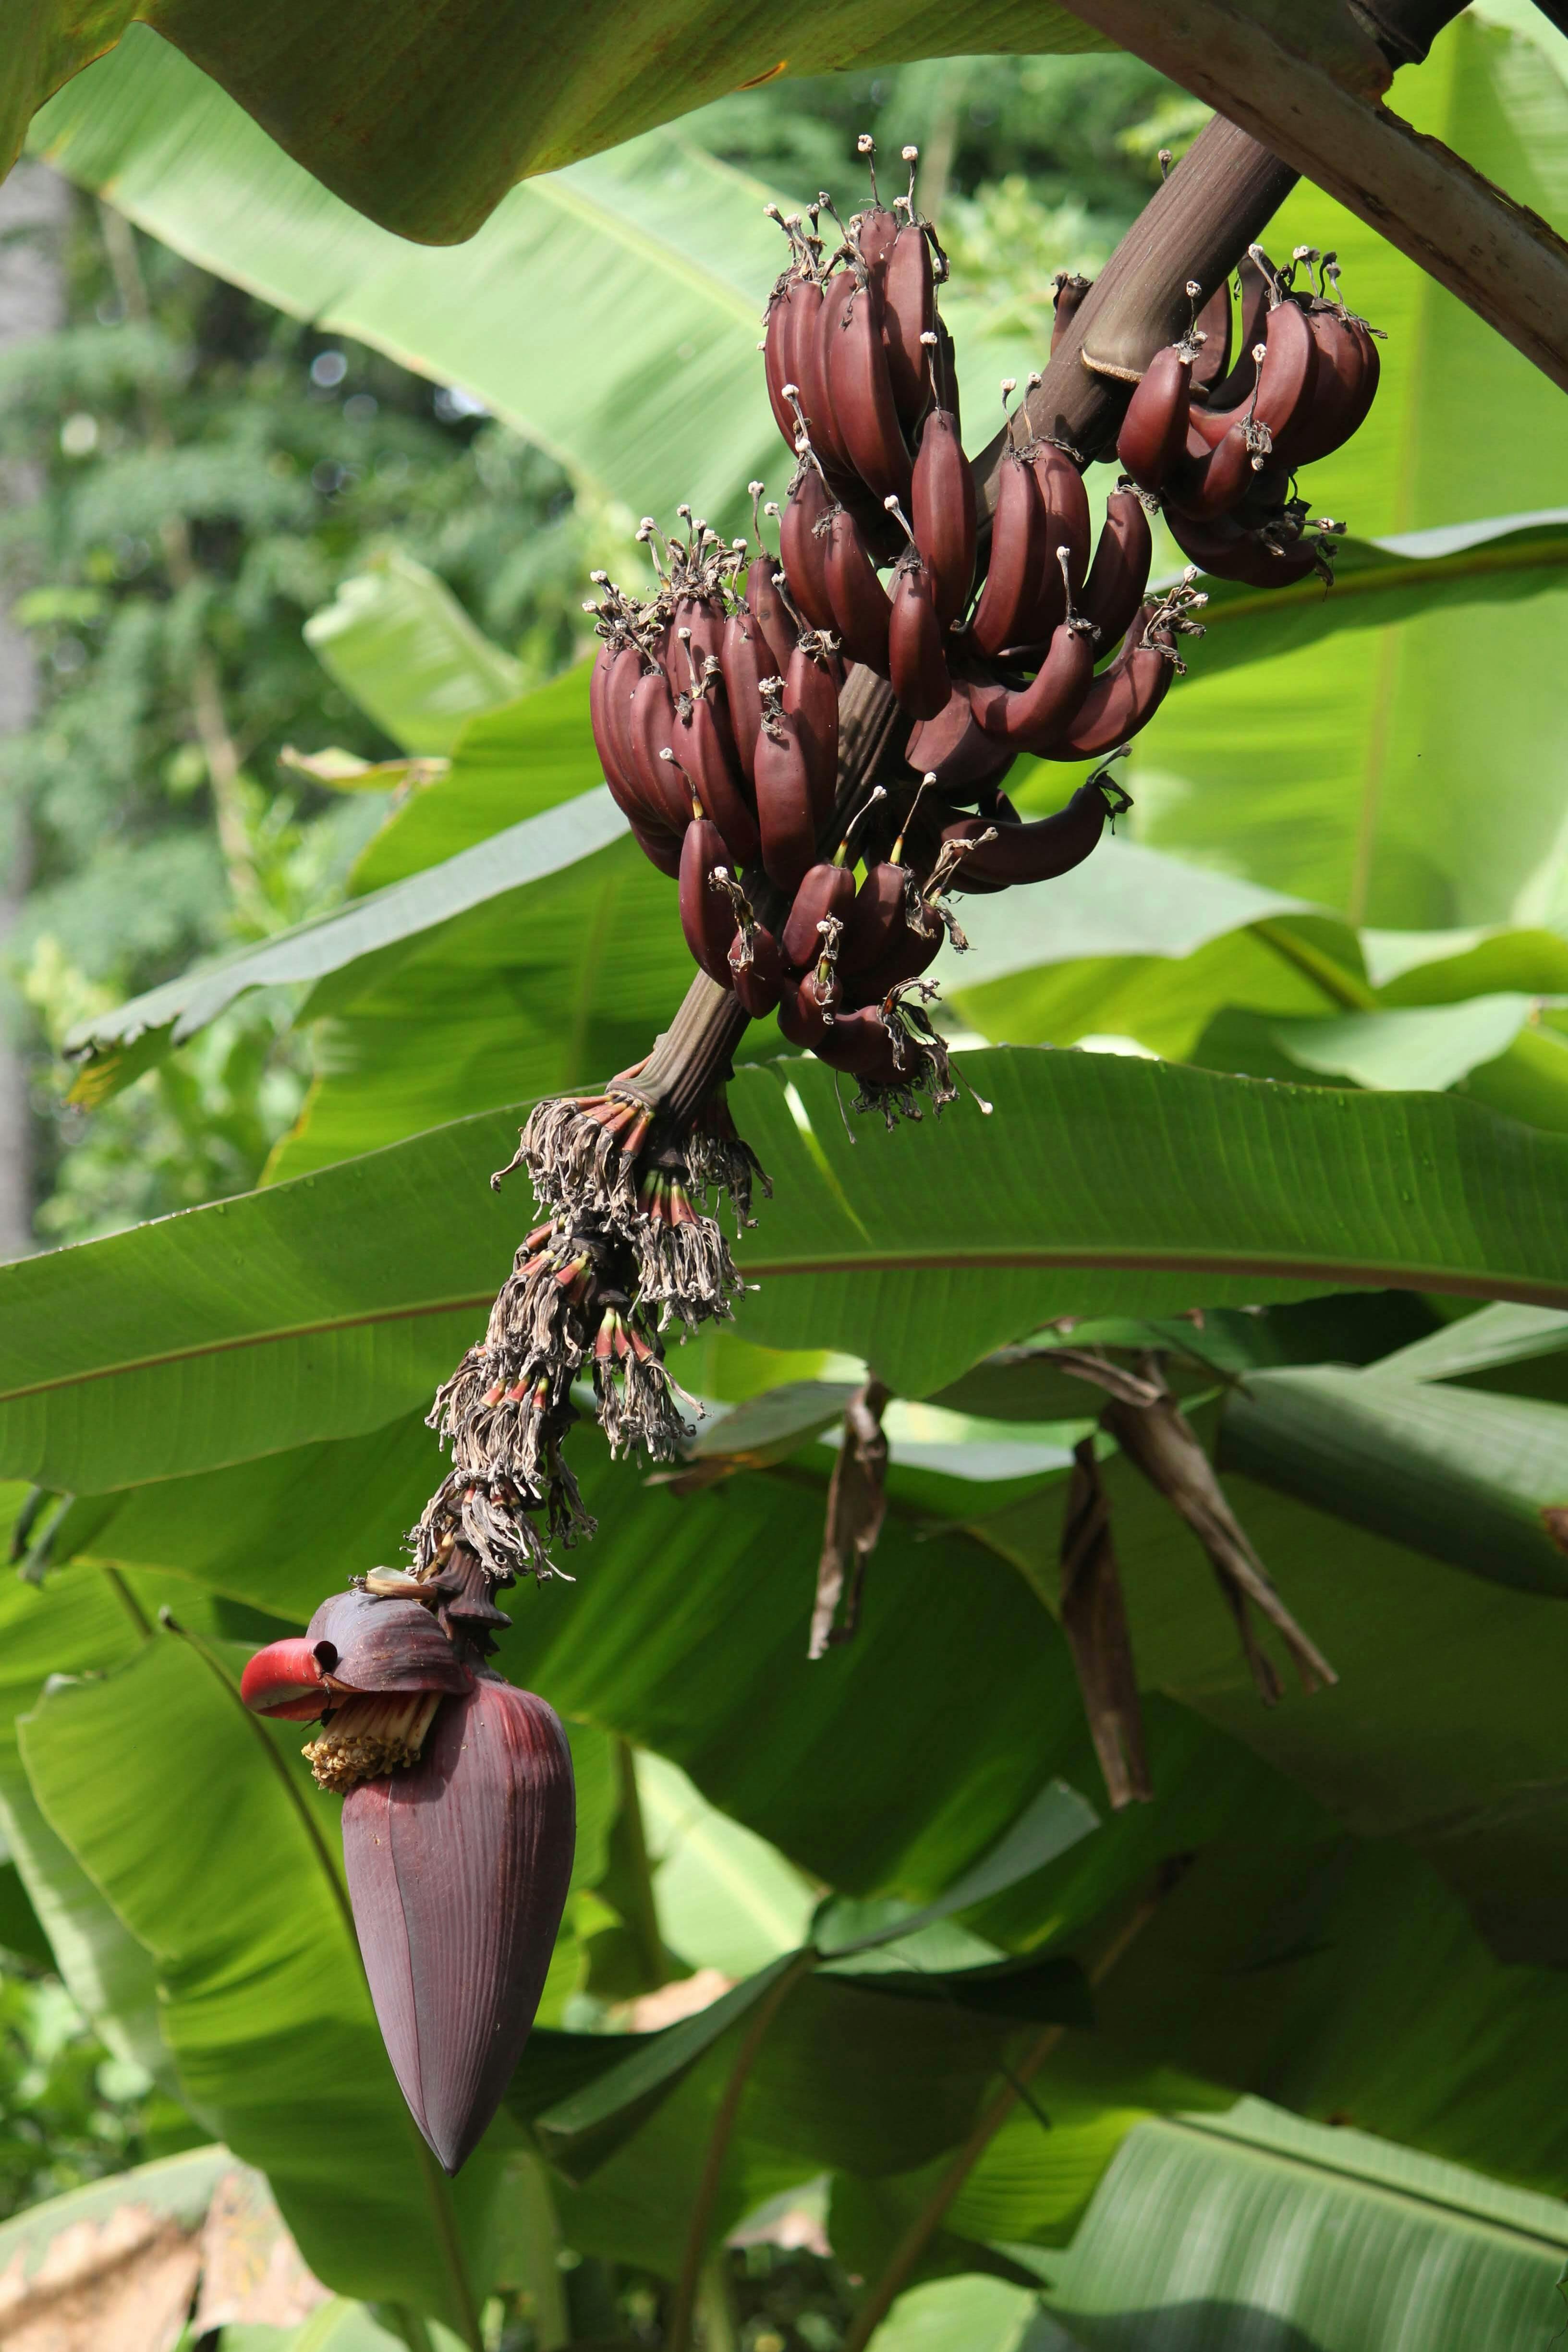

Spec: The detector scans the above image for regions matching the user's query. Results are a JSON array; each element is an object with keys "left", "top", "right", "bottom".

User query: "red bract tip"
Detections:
[{"left": 240, "top": 1638, "right": 327, "bottom": 1722}]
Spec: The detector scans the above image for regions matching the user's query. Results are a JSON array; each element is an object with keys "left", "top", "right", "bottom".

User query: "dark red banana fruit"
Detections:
[
  {"left": 783, "top": 642, "right": 839, "bottom": 828},
  {"left": 629, "top": 668, "right": 690, "bottom": 832},
  {"left": 777, "top": 968, "right": 833, "bottom": 1049},
  {"left": 1276, "top": 306, "right": 1379, "bottom": 467},
  {"left": 810, "top": 1004, "right": 902, "bottom": 1084},
  {"left": 719, "top": 607, "right": 779, "bottom": 785},
  {"left": 823, "top": 505, "right": 893, "bottom": 670},
  {"left": 941, "top": 772, "right": 1125, "bottom": 885},
  {"left": 746, "top": 555, "right": 797, "bottom": 676},
  {"left": 780, "top": 465, "right": 839, "bottom": 635},
  {"left": 966, "top": 618, "right": 1098, "bottom": 751},
  {"left": 730, "top": 921, "right": 785, "bottom": 1018},
  {"left": 881, "top": 222, "right": 935, "bottom": 424},
  {"left": 628, "top": 815, "right": 685, "bottom": 879},
  {"left": 911, "top": 408, "right": 975, "bottom": 630},
  {"left": 1081, "top": 487, "right": 1154, "bottom": 650},
  {"left": 858, "top": 204, "right": 901, "bottom": 274},
  {"left": 969, "top": 449, "right": 1044, "bottom": 658},
  {"left": 904, "top": 681, "right": 1017, "bottom": 794},
  {"left": 1197, "top": 250, "right": 1273, "bottom": 412},
  {"left": 1189, "top": 283, "right": 1233, "bottom": 395},
  {"left": 669, "top": 684, "right": 759, "bottom": 867},
  {"left": 1049, "top": 607, "right": 1178, "bottom": 758},
  {"left": 1023, "top": 442, "right": 1091, "bottom": 640},
  {"left": 343, "top": 1673, "right": 575, "bottom": 2175},
  {"left": 824, "top": 270, "right": 912, "bottom": 502},
  {"left": 680, "top": 811, "right": 739, "bottom": 985},
  {"left": 1173, "top": 300, "right": 1318, "bottom": 518},
  {"left": 888, "top": 562, "right": 951, "bottom": 720},
  {"left": 845, "top": 909, "right": 942, "bottom": 1002},
  {"left": 1117, "top": 346, "right": 1193, "bottom": 496},
  {"left": 1164, "top": 507, "right": 1327, "bottom": 589},
  {"left": 754, "top": 699, "right": 818, "bottom": 893},
  {"left": 841, "top": 851, "right": 910, "bottom": 975},
  {"left": 781, "top": 859, "right": 856, "bottom": 971},
  {"left": 765, "top": 273, "right": 822, "bottom": 452}
]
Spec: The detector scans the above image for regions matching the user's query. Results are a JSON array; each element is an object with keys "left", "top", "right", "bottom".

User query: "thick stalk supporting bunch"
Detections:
[{"left": 410, "top": 130, "right": 1386, "bottom": 1597}]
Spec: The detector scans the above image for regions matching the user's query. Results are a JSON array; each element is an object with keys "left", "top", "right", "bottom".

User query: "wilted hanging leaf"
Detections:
[
  {"left": 1059, "top": 1437, "right": 1152, "bottom": 1810},
  {"left": 1100, "top": 1361, "right": 1336, "bottom": 1702},
  {"left": 810, "top": 1380, "right": 890, "bottom": 1659}
]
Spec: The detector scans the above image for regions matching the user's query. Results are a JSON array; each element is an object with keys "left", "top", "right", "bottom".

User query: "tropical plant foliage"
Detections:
[{"left": 4, "top": 9, "right": 1568, "bottom": 2352}]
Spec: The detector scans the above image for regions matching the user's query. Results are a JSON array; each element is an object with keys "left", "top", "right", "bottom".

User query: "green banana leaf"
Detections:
[
  {"left": 62, "top": 783, "right": 630, "bottom": 1107},
  {"left": 0, "top": 1545, "right": 220, "bottom": 2089},
  {"left": 830, "top": 1817, "right": 1568, "bottom": 2257},
  {"left": 16, "top": 2, "right": 1111, "bottom": 239},
  {"left": 304, "top": 552, "right": 524, "bottom": 756},
  {"left": 17, "top": 1631, "right": 501, "bottom": 2337},
  {"left": 1219, "top": 1362, "right": 1568, "bottom": 1597},
  {"left": 1269, "top": 994, "right": 1543, "bottom": 1092},
  {"left": 34, "top": 1404, "right": 1312, "bottom": 1951},
  {"left": 10, "top": 1050, "right": 1568, "bottom": 1493},
  {"left": 31, "top": 1382, "right": 1568, "bottom": 2236},
  {"left": 529, "top": 1952, "right": 1090, "bottom": 2190},
  {"left": 0, "top": 1856, "right": 49, "bottom": 1967},
  {"left": 633, "top": 1749, "right": 820, "bottom": 1980},
  {"left": 866, "top": 2273, "right": 1068, "bottom": 2352},
  {"left": 1370, "top": 1298, "right": 1568, "bottom": 1397},
  {"left": 1029, "top": 2097, "right": 1568, "bottom": 2350}
]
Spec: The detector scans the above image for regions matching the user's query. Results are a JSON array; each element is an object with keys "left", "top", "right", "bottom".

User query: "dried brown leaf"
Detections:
[
  {"left": 1059, "top": 1438, "right": 1152, "bottom": 1809},
  {"left": 810, "top": 1380, "right": 890, "bottom": 1660}
]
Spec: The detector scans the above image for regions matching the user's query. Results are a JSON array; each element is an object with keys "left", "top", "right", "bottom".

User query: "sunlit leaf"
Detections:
[
  {"left": 304, "top": 552, "right": 523, "bottom": 756},
  {"left": 1038, "top": 2099, "right": 1568, "bottom": 2350}
]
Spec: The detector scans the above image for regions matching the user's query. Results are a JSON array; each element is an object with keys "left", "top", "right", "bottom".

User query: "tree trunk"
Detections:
[{"left": 0, "top": 162, "right": 68, "bottom": 1261}]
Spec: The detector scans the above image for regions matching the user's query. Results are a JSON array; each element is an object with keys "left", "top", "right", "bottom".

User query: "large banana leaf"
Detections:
[
  {"left": 1219, "top": 1362, "right": 1568, "bottom": 1597},
  {"left": 17, "top": 1632, "right": 502, "bottom": 2338},
  {"left": 31, "top": 1376, "right": 1568, "bottom": 2237},
  {"left": 63, "top": 781, "right": 629, "bottom": 1108},
  {"left": 8, "top": 1051, "right": 1568, "bottom": 1491},
  {"left": 15, "top": 2, "right": 1107, "bottom": 242},
  {"left": 1033, "top": 2098, "right": 1568, "bottom": 2350},
  {"left": 26, "top": 31, "right": 783, "bottom": 527},
  {"left": 36, "top": 1408, "right": 1316, "bottom": 1936}
]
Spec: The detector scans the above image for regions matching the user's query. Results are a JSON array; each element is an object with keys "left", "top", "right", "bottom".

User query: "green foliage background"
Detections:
[{"left": 5, "top": 13, "right": 1568, "bottom": 2352}]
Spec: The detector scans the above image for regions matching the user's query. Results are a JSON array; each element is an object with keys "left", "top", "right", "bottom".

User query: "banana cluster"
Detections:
[
  {"left": 761, "top": 146, "right": 1213, "bottom": 790},
  {"left": 1118, "top": 246, "right": 1379, "bottom": 583},
  {"left": 586, "top": 146, "right": 1383, "bottom": 1100}
]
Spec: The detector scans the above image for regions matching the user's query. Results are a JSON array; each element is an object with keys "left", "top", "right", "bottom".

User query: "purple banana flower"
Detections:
[{"left": 241, "top": 1554, "right": 574, "bottom": 2171}]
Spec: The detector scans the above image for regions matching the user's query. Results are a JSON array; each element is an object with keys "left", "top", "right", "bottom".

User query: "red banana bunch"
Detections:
[
  {"left": 585, "top": 142, "right": 1384, "bottom": 1114},
  {"left": 756, "top": 145, "right": 1226, "bottom": 797},
  {"left": 1117, "top": 245, "right": 1379, "bottom": 586},
  {"left": 242, "top": 1556, "right": 574, "bottom": 2175}
]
